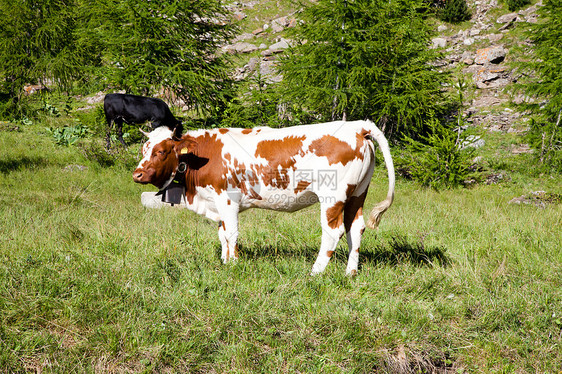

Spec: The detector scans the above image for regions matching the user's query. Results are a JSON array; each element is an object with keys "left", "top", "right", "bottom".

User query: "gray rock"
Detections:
[
  {"left": 461, "top": 135, "right": 485, "bottom": 149},
  {"left": 496, "top": 12, "right": 518, "bottom": 23},
  {"left": 233, "top": 11, "right": 247, "bottom": 21},
  {"left": 233, "top": 32, "right": 254, "bottom": 42},
  {"left": 269, "top": 39, "right": 291, "bottom": 51},
  {"left": 469, "top": 29, "right": 481, "bottom": 36},
  {"left": 223, "top": 42, "right": 258, "bottom": 54},
  {"left": 431, "top": 37, "right": 447, "bottom": 49},
  {"left": 487, "top": 34, "right": 503, "bottom": 43},
  {"left": 474, "top": 46, "right": 507, "bottom": 64},
  {"left": 271, "top": 16, "right": 290, "bottom": 33},
  {"left": 259, "top": 60, "right": 282, "bottom": 83}
]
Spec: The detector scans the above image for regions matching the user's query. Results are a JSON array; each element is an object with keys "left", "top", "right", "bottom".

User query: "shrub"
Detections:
[
  {"left": 504, "top": 0, "right": 530, "bottom": 11},
  {"left": 46, "top": 124, "right": 89, "bottom": 146},
  {"left": 526, "top": 116, "right": 562, "bottom": 172},
  {"left": 396, "top": 118, "right": 482, "bottom": 190},
  {"left": 439, "top": 0, "right": 471, "bottom": 23}
]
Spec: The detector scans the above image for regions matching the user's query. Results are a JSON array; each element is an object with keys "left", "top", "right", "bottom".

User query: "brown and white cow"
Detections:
[{"left": 133, "top": 120, "right": 395, "bottom": 275}]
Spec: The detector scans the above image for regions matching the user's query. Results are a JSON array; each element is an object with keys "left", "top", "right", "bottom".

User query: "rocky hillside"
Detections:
[
  {"left": 434, "top": 0, "right": 542, "bottom": 134},
  {"left": 222, "top": 0, "right": 542, "bottom": 140}
]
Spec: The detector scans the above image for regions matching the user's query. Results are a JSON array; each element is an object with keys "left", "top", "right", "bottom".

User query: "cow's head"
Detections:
[{"left": 133, "top": 124, "right": 195, "bottom": 188}]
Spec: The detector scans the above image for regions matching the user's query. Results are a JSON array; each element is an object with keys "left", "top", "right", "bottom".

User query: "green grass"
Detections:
[{"left": 1, "top": 110, "right": 561, "bottom": 373}]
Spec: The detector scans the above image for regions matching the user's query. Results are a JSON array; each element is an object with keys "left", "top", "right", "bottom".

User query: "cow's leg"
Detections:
[
  {"left": 105, "top": 119, "right": 113, "bottom": 150},
  {"left": 217, "top": 205, "right": 240, "bottom": 263},
  {"left": 311, "top": 201, "right": 346, "bottom": 275},
  {"left": 344, "top": 191, "right": 368, "bottom": 276},
  {"left": 116, "top": 118, "right": 126, "bottom": 147}
]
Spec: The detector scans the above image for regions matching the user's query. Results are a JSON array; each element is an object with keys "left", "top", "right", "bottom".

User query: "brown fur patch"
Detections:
[
  {"left": 254, "top": 136, "right": 306, "bottom": 189},
  {"left": 241, "top": 128, "right": 252, "bottom": 134},
  {"left": 308, "top": 135, "right": 358, "bottom": 166},
  {"left": 326, "top": 250, "right": 334, "bottom": 258},
  {"left": 182, "top": 132, "right": 228, "bottom": 204},
  {"left": 344, "top": 190, "right": 368, "bottom": 232},
  {"left": 133, "top": 139, "right": 178, "bottom": 188},
  {"left": 309, "top": 131, "right": 369, "bottom": 166},
  {"left": 326, "top": 201, "right": 345, "bottom": 229},
  {"left": 219, "top": 128, "right": 229, "bottom": 134}
]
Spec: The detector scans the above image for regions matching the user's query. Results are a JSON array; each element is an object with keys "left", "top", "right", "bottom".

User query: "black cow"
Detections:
[{"left": 103, "top": 93, "right": 181, "bottom": 147}]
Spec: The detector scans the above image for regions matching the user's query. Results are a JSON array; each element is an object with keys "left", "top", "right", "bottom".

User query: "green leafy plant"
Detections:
[
  {"left": 41, "top": 103, "right": 60, "bottom": 117},
  {"left": 397, "top": 117, "right": 482, "bottom": 190},
  {"left": 19, "top": 116, "right": 33, "bottom": 126},
  {"left": 47, "top": 124, "right": 89, "bottom": 146}
]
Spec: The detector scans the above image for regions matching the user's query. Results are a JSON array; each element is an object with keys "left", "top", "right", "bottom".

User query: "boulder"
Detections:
[
  {"left": 474, "top": 46, "right": 506, "bottom": 64},
  {"left": 271, "top": 16, "right": 289, "bottom": 33},
  {"left": 269, "top": 39, "right": 291, "bottom": 51},
  {"left": 487, "top": 34, "right": 503, "bottom": 43},
  {"left": 496, "top": 12, "right": 518, "bottom": 24},
  {"left": 473, "top": 65, "right": 512, "bottom": 89}
]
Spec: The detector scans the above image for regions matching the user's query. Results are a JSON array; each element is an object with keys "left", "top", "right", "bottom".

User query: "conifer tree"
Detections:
[
  {"left": 76, "top": 0, "right": 237, "bottom": 114},
  {"left": 439, "top": 0, "right": 471, "bottom": 23},
  {"left": 0, "top": 0, "right": 80, "bottom": 103},
  {"left": 0, "top": 0, "right": 236, "bottom": 117},
  {"left": 513, "top": 0, "right": 562, "bottom": 171},
  {"left": 279, "top": 0, "right": 449, "bottom": 137}
]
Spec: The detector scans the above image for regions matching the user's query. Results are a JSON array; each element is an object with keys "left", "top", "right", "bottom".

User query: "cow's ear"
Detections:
[
  {"left": 172, "top": 123, "right": 184, "bottom": 141},
  {"left": 174, "top": 136, "right": 197, "bottom": 156}
]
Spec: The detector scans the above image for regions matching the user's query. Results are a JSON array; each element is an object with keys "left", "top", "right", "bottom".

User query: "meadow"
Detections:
[{"left": 0, "top": 111, "right": 561, "bottom": 373}]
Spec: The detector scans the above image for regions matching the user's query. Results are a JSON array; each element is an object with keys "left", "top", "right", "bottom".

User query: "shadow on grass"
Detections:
[
  {"left": 0, "top": 156, "right": 49, "bottom": 174},
  {"left": 221, "top": 243, "right": 320, "bottom": 262},
  {"left": 222, "top": 235, "right": 450, "bottom": 269},
  {"left": 361, "top": 235, "right": 451, "bottom": 268}
]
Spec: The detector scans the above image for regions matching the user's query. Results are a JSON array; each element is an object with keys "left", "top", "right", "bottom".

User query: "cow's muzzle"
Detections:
[{"left": 133, "top": 168, "right": 151, "bottom": 184}]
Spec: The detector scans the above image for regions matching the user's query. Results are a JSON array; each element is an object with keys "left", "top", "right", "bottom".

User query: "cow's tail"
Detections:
[{"left": 365, "top": 121, "right": 395, "bottom": 229}]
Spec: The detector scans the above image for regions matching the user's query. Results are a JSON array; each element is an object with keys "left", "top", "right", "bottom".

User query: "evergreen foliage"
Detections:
[
  {"left": 77, "top": 0, "right": 237, "bottom": 114},
  {"left": 438, "top": 0, "right": 471, "bottom": 23},
  {"left": 279, "top": 0, "right": 449, "bottom": 137},
  {"left": 504, "top": 0, "right": 531, "bottom": 11},
  {"left": 397, "top": 117, "right": 481, "bottom": 189},
  {"left": 220, "top": 75, "right": 316, "bottom": 129},
  {"left": 0, "top": 0, "right": 81, "bottom": 115},
  {"left": 0, "top": 0, "right": 236, "bottom": 118},
  {"left": 513, "top": 0, "right": 562, "bottom": 172}
]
